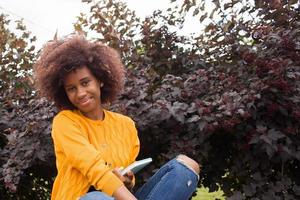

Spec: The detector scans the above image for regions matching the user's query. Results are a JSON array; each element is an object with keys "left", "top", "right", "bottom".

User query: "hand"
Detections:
[{"left": 112, "top": 168, "right": 134, "bottom": 190}]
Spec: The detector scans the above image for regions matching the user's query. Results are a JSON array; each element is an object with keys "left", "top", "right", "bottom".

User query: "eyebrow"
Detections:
[
  {"left": 64, "top": 77, "right": 91, "bottom": 88},
  {"left": 79, "top": 77, "right": 91, "bottom": 82}
]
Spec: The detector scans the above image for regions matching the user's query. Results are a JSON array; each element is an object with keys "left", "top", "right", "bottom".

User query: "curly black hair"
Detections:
[{"left": 34, "top": 35, "right": 125, "bottom": 110}]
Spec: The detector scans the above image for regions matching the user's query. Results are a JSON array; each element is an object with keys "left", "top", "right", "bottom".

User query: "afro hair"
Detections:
[{"left": 34, "top": 35, "right": 125, "bottom": 110}]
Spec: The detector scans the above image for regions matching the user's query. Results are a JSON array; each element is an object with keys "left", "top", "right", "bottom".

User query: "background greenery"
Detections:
[{"left": 1, "top": 0, "right": 300, "bottom": 199}]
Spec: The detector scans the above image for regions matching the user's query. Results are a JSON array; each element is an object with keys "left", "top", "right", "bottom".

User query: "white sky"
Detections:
[{"left": 0, "top": 0, "right": 202, "bottom": 49}]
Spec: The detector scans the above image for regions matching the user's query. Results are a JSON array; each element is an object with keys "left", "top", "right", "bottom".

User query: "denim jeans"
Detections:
[{"left": 79, "top": 158, "right": 199, "bottom": 200}]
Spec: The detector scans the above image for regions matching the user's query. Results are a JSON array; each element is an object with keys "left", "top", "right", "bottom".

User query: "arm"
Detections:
[
  {"left": 126, "top": 118, "right": 140, "bottom": 188},
  {"left": 111, "top": 117, "right": 140, "bottom": 198},
  {"left": 52, "top": 113, "right": 123, "bottom": 195},
  {"left": 112, "top": 168, "right": 134, "bottom": 190},
  {"left": 128, "top": 119, "right": 140, "bottom": 163},
  {"left": 113, "top": 185, "right": 137, "bottom": 200},
  {"left": 105, "top": 117, "right": 140, "bottom": 200}
]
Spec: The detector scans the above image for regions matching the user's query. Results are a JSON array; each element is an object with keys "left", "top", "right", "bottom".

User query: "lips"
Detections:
[{"left": 77, "top": 97, "right": 93, "bottom": 107}]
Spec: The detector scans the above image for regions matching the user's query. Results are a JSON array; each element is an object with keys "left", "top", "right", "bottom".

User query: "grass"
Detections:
[{"left": 192, "top": 187, "right": 225, "bottom": 200}]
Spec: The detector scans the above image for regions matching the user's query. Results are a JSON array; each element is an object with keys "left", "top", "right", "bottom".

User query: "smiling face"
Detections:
[{"left": 63, "top": 66, "right": 103, "bottom": 120}]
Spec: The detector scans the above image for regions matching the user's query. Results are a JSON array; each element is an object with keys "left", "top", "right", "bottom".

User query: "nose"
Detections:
[{"left": 77, "top": 86, "right": 87, "bottom": 99}]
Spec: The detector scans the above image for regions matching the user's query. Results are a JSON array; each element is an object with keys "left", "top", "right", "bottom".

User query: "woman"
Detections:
[{"left": 34, "top": 35, "right": 200, "bottom": 200}]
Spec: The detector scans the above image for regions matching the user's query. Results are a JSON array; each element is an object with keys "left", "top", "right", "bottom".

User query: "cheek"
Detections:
[{"left": 65, "top": 92, "right": 75, "bottom": 103}]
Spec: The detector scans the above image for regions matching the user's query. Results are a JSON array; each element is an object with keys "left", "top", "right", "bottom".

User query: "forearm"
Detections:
[{"left": 113, "top": 185, "right": 137, "bottom": 200}]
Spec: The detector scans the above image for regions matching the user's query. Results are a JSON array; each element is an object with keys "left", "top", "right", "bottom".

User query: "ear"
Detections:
[{"left": 98, "top": 79, "right": 104, "bottom": 88}]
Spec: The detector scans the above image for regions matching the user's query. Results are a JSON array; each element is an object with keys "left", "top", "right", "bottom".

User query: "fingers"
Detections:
[
  {"left": 124, "top": 171, "right": 134, "bottom": 189},
  {"left": 112, "top": 169, "right": 125, "bottom": 182},
  {"left": 124, "top": 171, "right": 134, "bottom": 180},
  {"left": 112, "top": 168, "right": 134, "bottom": 190}
]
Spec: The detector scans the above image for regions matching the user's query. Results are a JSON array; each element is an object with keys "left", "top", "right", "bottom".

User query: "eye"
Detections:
[
  {"left": 82, "top": 80, "right": 90, "bottom": 86},
  {"left": 66, "top": 86, "right": 76, "bottom": 93}
]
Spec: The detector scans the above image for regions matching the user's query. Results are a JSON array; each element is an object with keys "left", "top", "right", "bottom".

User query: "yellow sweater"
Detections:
[{"left": 51, "top": 109, "right": 140, "bottom": 200}]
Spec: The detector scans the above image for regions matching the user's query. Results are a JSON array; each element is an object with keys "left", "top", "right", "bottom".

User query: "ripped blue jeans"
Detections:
[{"left": 80, "top": 158, "right": 199, "bottom": 200}]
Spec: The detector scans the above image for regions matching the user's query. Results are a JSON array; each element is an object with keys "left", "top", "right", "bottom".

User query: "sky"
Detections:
[{"left": 0, "top": 0, "right": 183, "bottom": 49}]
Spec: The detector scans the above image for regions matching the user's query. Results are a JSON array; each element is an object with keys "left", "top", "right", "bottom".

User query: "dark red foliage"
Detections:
[
  {"left": 1, "top": 0, "right": 300, "bottom": 199},
  {"left": 267, "top": 103, "right": 280, "bottom": 116},
  {"left": 293, "top": 111, "right": 300, "bottom": 121},
  {"left": 269, "top": 79, "right": 290, "bottom": 92},
  {"left": 280, "top": 36, "right": 295, "bottom": 51},
  {"left": 242, "top": 52, "right": 257, "bottom": 65}
]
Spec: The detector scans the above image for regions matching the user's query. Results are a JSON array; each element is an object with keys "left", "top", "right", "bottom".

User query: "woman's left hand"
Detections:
[{"left": 112, "top": 168, "right": 134, "bottom": 190}]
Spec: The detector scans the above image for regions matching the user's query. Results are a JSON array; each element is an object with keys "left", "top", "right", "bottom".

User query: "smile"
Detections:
[{"left": 78, "top": 97, "right": 93, "bottom": 106}]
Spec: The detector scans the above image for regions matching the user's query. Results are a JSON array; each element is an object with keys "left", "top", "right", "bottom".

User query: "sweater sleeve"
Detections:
[
  {"left": 128, "top": 118, "right": 140, "bottom": 164},
  {"left": 128, "top": 118, "right": 140, "bottom": 187},
  {"left": 52, "top": 113, "right": 123, "bottom": 196}
]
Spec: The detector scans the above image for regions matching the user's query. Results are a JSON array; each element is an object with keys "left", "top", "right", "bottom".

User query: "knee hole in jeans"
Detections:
[{"left": 176, "top": 154, "right": 201, "bottom": 175}]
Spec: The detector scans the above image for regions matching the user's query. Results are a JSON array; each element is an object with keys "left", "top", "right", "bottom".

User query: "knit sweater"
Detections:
[{"left": 50, "top": 109, "right": 140, "bottom": 200}]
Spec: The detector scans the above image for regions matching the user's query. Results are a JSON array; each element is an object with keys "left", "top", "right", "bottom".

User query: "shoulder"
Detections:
[
  {"left": 105, "top": 110, "right": 135, "bottom": 125},
  {"left": 53, "top": 110, "right": 82, "bottom": 124},
  {"left": 105, "top": 110, "right": 139, "bottom": 140}
]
